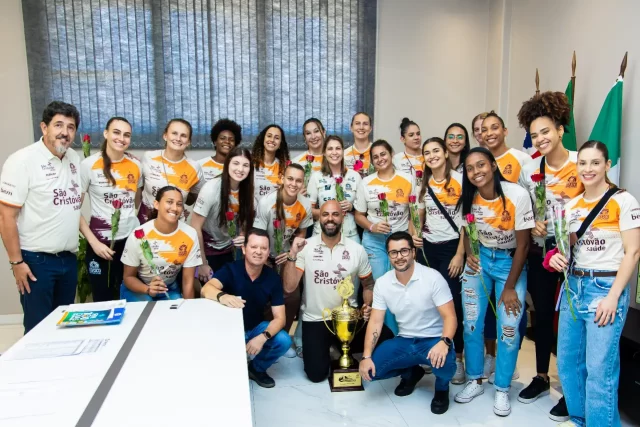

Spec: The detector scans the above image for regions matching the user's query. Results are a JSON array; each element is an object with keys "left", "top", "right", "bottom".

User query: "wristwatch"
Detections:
[
  {"left": 286, "top": 254, "right": 297, "bottom": 262},
  {"left": 262, "top": 331, "right": 272, "bottom": 340},
  {"left": 361, "top": 355, "right": 372, "bottom": 360},
  {"left": 440, "top": 337, "right": 453, "bottom": 348}
]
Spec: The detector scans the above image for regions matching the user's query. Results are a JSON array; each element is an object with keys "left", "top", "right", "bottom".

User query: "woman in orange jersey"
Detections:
[
  {"left": 198, "top": 118, "right": 242, "bottom": 182},
  {"left": 121, "top": 186, "right": 202, "bottom": 301},
  {"left": 515, "top": 91, "right": 583, "bottom": 419},
  {"left": 444, "top": 123, "right": 471, "bottom": 173},
  {"left": 454, "top": 147, "right": 534, "bottom": 417},
  {"left": 548, "top": 141, "right": 640, "bottom": 427},
  {"left": 251, "top": 124, "right": 290, "bottom": 202},
  {"left": 413, "top": 136, "right": 466, "bottom": 384},
  {"left": 192, "top": 147, "right": 255, "bottom": 281},
  {"left": 80, "top": 117, "right": 142, "bottom": 301},
  {"left": 293, "top": 118, "right": 326, "bottom": 177},
  {"left": 392, "top": 117, "right": 423, "bottom": 180},
  {"left": 354, "top": 139, "right": 415, "bottom": 335},
  {"left": 344, "top": 112, "right": 375, "bottom": 178},
  {"left": 138, "top": 119, "right": 205, "bottom": 223}
]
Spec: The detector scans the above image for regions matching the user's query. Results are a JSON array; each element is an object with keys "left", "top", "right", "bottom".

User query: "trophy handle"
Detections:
[
  {"left": 355, "top": 312, "right": 367, "bottom": 335},
  {"left": 322, "top": 308, "right": 336, "bottom": 335}
]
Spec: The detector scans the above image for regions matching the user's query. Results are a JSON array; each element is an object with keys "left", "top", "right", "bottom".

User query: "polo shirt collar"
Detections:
[
  {"left": 391, "top": 264, "right": 420, "bottom": 287},
  {"left": 237, "top": 259, "right": 268, "bottom": 283},
  {"left": 36, "top": 137, "right": 64, "bottom": 161},
  {"left": 318, "top": 233, "right": 346, "bottom": 248}
]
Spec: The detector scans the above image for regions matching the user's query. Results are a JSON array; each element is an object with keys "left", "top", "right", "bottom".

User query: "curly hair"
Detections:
[
  {"left": 210, "top": 118, "right": 242, "bottom": 145},
  {"left": 517, "top": 91, "right": 571, "bottom": 132},
  {"left": 251, "top": 124, "right": 290, "bottom": 173}
]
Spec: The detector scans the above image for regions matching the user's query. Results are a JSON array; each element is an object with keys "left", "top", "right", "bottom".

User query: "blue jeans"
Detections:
[
  {"left": 461, "top": 245, "right": 527, "bottom": 391},
  {"left": 371, "top": 336, "right": 456, "bottom": 391},
  {"left": 20, "top": 250, "right": 77, "bottom": 334},
  {"left": 245, "top": 321, "right": 292, "bottom": 372},
  {"left": 484, "top": 289, "right": 527, "bottom": 348},
  {"left": 362, "top": 230, "right": 397, "bottom": 335},
  {"left": 557, "top": 273, "right": 629, "bottom": 427},
  {"left": 119, "top": 282, "right": 182, "bottom": 302}
]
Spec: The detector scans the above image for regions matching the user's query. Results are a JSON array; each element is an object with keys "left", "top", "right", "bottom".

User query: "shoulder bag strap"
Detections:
[
  {"left": 575, "top": 187, "right": 619, "bottom": 241},
  {"left": 426, "top": 183, "right": 459, "bottom": 234}
]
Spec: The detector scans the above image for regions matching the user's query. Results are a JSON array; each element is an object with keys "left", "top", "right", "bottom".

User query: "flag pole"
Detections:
[
  {"left": 571, "top": 51, "right": 576, "bottom": 105},
  {"left": 535, "top": 68, "right": 540, "bottom": 95},
  {"left": 619, "top": 51, "right": 628, "bottom": 78}
]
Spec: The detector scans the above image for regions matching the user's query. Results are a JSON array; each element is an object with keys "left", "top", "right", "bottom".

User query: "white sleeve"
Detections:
[
  {"left": 430, "top": 270, "right": 453, "bottom": 307},
  {"left": 619, "top": 193, "right": 640, "bottom": 232},
  {"left": 300, "top": 198, "right": 314, "bottom": 229},
  {"left": 354, "top": 179, "right": 368, "bottom": 213},
  {"left": 294, "top": 242, "right": 308, "bottom": 272},
  {"left": 372, "top": 283, "right": 387, "bottom": 311},
  {"left": 193, "top": 181, "right": 215, "bottom": 217},
  {"left": 191, "top": 164, "right": 205, "bottom": 194},
  {"left": 183, "top": 234, "right": 203, "bottom": 268},
  {"left": 307, "top": 173, "right": 319, "bottom": 206},
  {"left": 515, "top": 188, "right": 535, "bottom": 231},
  {"left": 253, "top": 198, "right": 269, "bottom": 230},
  {"left": 357, "top": 245, "right": 372, "bottom": 278},
  {"left": 136, "top": 162, "right": 144, "bottom": 189},
  {"left": 0, "top": 153, "right": 29, "bottom": 207},
  {"left": 120, "top": 233, "right": 142, "bottom": 267},
  {"left": 417, "top": 189, "right": 426, "bottom": 209},
  {"left": 80, "top": 158, "right": 91, "bottom": 193}
]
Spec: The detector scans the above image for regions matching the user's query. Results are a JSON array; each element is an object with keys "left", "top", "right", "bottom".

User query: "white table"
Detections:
[{"left": 0, "top": 300, "right": 252, "bottom": 427}]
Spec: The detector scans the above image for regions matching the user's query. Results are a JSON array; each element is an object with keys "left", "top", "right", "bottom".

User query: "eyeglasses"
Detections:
[
  {"left": 447, "top": 134, "right": 464, "bottom": 141},
  {"left": 387, "top": 248, "right": 412, "bottom": 259}
]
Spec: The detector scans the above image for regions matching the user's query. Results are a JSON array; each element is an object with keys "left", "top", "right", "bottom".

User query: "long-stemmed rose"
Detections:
[
  {"left": 82, "top": 134, "right": 91, "bottom": 158},
  {"left": 550, "top": 205, "right": 576, "bottom": 320},
  {"left": 226, "top": 211, "right": 238, "bottom": 260},
  {"left": 415, "top": 169, "right": 423, "bottom": 182},
  {"left": 531, "top": 173, "right": 547, "bottom": 256},
  {"left": 304, "top": 154, "right": 314, "bottom": 187},
  {"left": 409, "top": 194, "right": 428, "bottom": 266},
  {"left": 273, "top": 218, "right": 284, "bottom": 256},
  {"left": 135, "top": 229, "right": 169, "bottom": 299},
  {"left": 335, "top": 176, "right": 345, "bottom": 202},
  {"left": 465, "top": 213, "right": 496, "bottom": 317},
  {"left": 76, "top": 134, "right": 93, "bottom": 301},
  {"left": 378, "top": 192, "right": 389, "bottom": 223},
  {"left": 367, "top": 153, "right": 375, "bottom": 175},
  {"left": 107, "top": 199, "right": 123, "bottom": 286}
]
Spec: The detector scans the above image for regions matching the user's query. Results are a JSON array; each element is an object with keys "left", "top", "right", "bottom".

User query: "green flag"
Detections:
[
  {"left": 563, "top": 80, "right": 577, "bottom": 151},
  {"left": 588, "top": 77, "right": 623, "bottom": 185}
]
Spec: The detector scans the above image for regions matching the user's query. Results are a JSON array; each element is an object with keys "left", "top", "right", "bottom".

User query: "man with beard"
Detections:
[
  {"left": 359, "top": 231, "right": 457, "bottom": 415},
  {"left": 281, "top": 200, "right": 394, "bottom": 382},
  {"left": 0, "top": 101, "right": 82, "bottom": 333}
]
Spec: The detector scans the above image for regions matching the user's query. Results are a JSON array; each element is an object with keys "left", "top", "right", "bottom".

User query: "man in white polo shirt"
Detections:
[
  {"left": 0, "top": 101, "right": 82, "bottom": 333},
  {"left": 359, "top": 231, "right": 457, "bottom": 415},
  {"left": 281, "top": 200, "right": 394, "bottom": 383}
]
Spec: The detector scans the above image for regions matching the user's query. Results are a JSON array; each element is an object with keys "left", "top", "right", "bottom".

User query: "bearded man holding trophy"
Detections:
[
  {"left": 359, "top": 231, "right": 457, "bottom": 415},
  {"left": 282, "top": 200, "right": 394, "bottom": 387}
]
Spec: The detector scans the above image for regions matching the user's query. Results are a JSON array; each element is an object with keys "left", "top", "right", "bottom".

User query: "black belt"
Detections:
[{"left": 569, "top": 268, "right": 617, "bottom": 278}]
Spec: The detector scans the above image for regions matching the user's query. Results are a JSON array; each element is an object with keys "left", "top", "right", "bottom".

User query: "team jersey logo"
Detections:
[
  {"left": 128, "top": 173, "right": 136, "bottom": 184},
  {"left": 447, "top": 187, "right": 457, "bottom": 197},
  {"left": 180, "top": 174, "right": 188, "bottom": 184},
  {"left": 598, "top": 208, "right": 609, "bottom": 220},
  {"left": 342, "top": 250, "right": 350, "bottom": 260},
  {"left": 179, "top": 244, "right": 188, "bottom": 256},
  {"left": 503, "top": 164, "right": 513, "bottom": 175},
  {"left": 70, "top": 163, "right": 77, "bottom": 175},
  {"left": 296, "top": 212, "right": 301, "bottom": 221},
  {"left": 501, "top": 211, "right": 512, "bottom": 223},
  {"left": 566, "top": 176, "right": 578, "bottom": 188},
  {"left": 396, "top": 189, "right": 404, "bottom": 198}
]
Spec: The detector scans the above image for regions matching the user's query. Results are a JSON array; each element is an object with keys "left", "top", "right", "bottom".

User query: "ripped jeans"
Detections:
[
  {"left": 556, "top": 272, "right": 629, "bottom": 427},
  {"left": 461, "top": 245, "right": 526, "bottom": 391}
]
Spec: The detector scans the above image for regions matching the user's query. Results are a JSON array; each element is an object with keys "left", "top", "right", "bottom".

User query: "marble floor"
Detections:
[{"left": 0, "top": 324, "right": 635, "bottom": 426}]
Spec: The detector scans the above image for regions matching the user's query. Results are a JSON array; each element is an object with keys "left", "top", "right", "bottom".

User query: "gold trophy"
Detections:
[{"left": 322, "top": 276, "right": 365, "bottom": 392}]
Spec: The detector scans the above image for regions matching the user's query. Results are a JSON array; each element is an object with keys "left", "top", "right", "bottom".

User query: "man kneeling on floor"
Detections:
[
  {"left": 202, "top": 228, "right": 291, "bottom": 388},
  {"left": 359, "top": 231, "right": 457, "bottom": 414}
]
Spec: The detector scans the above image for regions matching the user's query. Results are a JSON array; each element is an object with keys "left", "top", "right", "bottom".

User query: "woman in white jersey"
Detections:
[
  {"left": 192, "top": 147, "right": 255, "bottom": 281},
  {"left": 454, "top": 147, "right": 534, "bottom": 417},
  {"left": 444, "top": 122, "right": 471, "bottom": 173},
  {"left": 548, "top": 141, "right": 640, "bottom": 427},
  {"left": 251, "top": 124, "right": 290, "bottom": 202},
  {"left": 293, "top": 118, "right": 325, "bottom": 179},
  {"left": 307, "top": 135, "right": 362, "bottom": 243},
  {"left": 121, "top": 186, "right": 202, "bottom": 301},
  {"left": 197, "top": 118, "right": 242, "bottom": 182},
  {"left": 392, "top": 117, "right": 423, "bottom": 180},
  {"left": 412, "top": 136, "right": 466, "bottom": 384},
  {"left": 355, "top": 139, "right": 414, "bottom": 335},
  {"left": 138, "top": 119, "right": 204, "bottom": 223},
  {"left": 80, "top": 117, "right": 142, "bottom": 301},
  {"left": 344, "top": 112, "right": 374, "bottom": 178}
]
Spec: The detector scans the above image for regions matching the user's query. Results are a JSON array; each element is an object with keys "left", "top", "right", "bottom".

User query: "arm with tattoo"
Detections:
[
  {"left": 361, "top": 274, "right": 374, "bottom": 307},
  {"left": 362, "top": 308, "right": 385, "bottom": 358}
]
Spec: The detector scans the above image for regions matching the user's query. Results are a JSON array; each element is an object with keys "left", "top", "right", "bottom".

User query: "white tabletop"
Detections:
[{"left": 0, "top": 299, "right": 252, "bottom": 427}]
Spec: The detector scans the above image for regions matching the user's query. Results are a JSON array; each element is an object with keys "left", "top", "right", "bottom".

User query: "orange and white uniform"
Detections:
[
  {"left": 293, "top": 152, "right": 323, "bottom": 173},
  {"left": 80, "top": 152, "right": 142, "bottom": 244},
  {"left": 467, "top": 182, "right": 534, "bottom": 249},
  {"left": 566, "top": 190, "right": 640, "bottom": 271},
  {"left": 139, "top": 150, "right": 204, "bottom": 223},
  {"left": 254, "top": 191, "right": 313, "bottom": 258},
  {"left": 393, "top": 152, "right": 424, "bottom": 179},
  {"left": 354, "top": 171, "right": 415, "bottom": 232},
  {"left": 253, "top": 159, "right": 282, "bottom": 201},
  {"left": 522, "top": 151, "right": 584, "bottom": 248},
  {"left": 193, "top": 177, "right": 240, "bottom": 254},
  {"left": 197, "top": 156, "right": 224, "bottom": 182},
  {"left": 418, "top": 170, "right": 463, "bottom": 243},
  {"left": 495, "top": 148, "right": 533, "bottom": 186},
  {"left": 344, "top": 143, "right": 373, "bottom": 177},
  {"left": 121, "top": 220, "right": 202, "bottom": 285}
]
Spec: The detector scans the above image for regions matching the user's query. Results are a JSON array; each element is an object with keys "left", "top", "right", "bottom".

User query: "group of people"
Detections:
[{"left": 0, "top": 94, "right": 638, "bottom": 426}]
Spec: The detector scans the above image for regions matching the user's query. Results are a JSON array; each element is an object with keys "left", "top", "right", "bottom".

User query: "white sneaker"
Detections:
[
  {"left": 454, "top": 380, "right": 484, "bottom": 403},
  {"left": 493, "top": 390, "right": 511, "bottom": 416},
  {"left": 556, "top": 421, "right": 577, "bottom": 427},
  {"left": 284, "top": 347, "right": 297, "bottom": 358},
  {"left": 488, "top": 367, "right": 520, "bottom": 384},
  {"left": 452, "top": 359, "right": 465, "bottom": 385},
  {"left": 482, "top": 354, "right": 495, "bottom": 379}
]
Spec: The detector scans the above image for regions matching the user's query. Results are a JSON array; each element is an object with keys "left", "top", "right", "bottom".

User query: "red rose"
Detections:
[
  {"left": 134, "top": 229, "right": 145, "bottom": 239},
  {"left": 415, "top": 170, "right": 423, "bottom": 179},
  {"left": 408, "top": 195, "right": 416, "bottom": 203},
  {"left": 306, "top": 154, "right": 315, "bottom": 163},
  {"left": 377, "top": 193, "right": 386, "bottom": 201},
  {"left": 285, "top": 160, "right": 292, "bottom": 167},
  {"left": 353, "top": 160, "right": 364, "bottom": 171},
  {"left": 112, "top": 199, "right": 123, "bottom": 210},
  {"left": 465, "top": 213, "right": 475, "bottom": 223},
  {"left": 273, "top": 219, "right": 281, "bottom": 229},
  {"left": 335, "top": 176, "right": 343, "bottom": 184},
  {"left": 225, "top": 211, "right": 235, "bottom": 221},
  {"left": 83, "top": 134, "right": 90, "bottom": 143},
  {"left": 531, "top": 173, "right": 544, "bottom": 183}
]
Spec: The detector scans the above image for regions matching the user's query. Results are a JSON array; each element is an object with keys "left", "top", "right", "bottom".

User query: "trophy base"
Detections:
[{"left": 328, "top": 361, "right": 364, "bottom": 392}]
